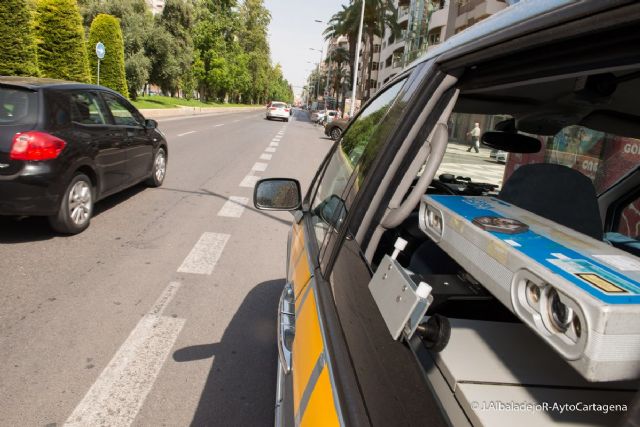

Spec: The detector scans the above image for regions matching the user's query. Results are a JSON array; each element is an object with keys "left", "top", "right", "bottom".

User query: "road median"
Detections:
[{"left": 141, "top": 105, "right": 263, "bottom": 120}]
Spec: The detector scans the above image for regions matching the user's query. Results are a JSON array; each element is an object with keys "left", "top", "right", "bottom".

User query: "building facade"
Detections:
[{"left": 374, "top": 0, "right": 508, "bottom": 94}]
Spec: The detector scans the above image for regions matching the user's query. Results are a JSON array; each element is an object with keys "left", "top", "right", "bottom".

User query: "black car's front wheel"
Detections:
[
  {"left": 330, "top": 127, "right": 342, "bottom": 140},
  {"left": 146, "top": 147, "right": 167, "bottom": 187},
  {"left": 49, "top": 173, "right": 94, "bottom": 234}
]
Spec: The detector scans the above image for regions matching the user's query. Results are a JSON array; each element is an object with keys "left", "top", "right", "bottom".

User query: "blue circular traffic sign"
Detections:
[{"left": 95, "top": 42, "right": 105, "bottom": 59}]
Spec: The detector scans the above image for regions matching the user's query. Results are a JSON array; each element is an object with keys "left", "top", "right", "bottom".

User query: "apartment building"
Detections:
[
  {"left": 145, "top": 0, "right": 165, "bottom": 15},
  {"left": 373, "top": 0, "right": 509, "bottom": 95}
]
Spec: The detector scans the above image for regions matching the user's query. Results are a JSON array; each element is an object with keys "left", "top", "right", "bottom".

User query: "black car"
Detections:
[{"left": 0, "top": 77, "right": 168, "bottom": 234}]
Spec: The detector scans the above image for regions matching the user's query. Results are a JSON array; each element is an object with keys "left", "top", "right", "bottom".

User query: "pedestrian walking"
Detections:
[{"left": 467, "top": 122, "right": 481, "bottom": 153}]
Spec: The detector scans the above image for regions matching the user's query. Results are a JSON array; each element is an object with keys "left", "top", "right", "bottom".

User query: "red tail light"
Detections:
[
  {"left": 284, "top": 109, "right": 289, "bottom": 112},
  {"left": 270, "top": 107, "right": 277, "bottom": 110},
  {"left": 10, "top": 131, "right": 66, "bottom": 161}
]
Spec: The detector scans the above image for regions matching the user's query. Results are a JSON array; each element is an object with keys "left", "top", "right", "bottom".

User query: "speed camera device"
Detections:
[{"left": 419, "top": 195, "right": 640, "bottom": 382}]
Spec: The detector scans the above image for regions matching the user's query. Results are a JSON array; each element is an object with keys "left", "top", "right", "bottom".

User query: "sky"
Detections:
[{"left": 264, "top": 0, "right": 349, "bottom": 99}]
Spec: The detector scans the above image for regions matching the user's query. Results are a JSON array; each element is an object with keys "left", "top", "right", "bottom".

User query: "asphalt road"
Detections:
[{"left": 0, "top": 109, "right": 332, "bottom": 426}]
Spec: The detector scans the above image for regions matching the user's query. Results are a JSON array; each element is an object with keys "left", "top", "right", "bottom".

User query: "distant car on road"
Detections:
[
  {"left": 489, "top": 149, "right": 508, "bottom": 163},
  {"left": 266, "top": 101, "right": 290, "bottom": 121},
  {"left": 0, "top": 77, "right": 168, "bottom": 234},
  {"left": 310, "top": 110, "right": 324, "bottom": 123},
  {"left": 324, "top": 117, "right": 349, "bottom": 140}
]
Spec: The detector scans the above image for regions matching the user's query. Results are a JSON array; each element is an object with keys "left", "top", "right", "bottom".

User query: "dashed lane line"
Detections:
[
  {"left": 265, "top": 147, "right": 276, "bottom": 153},
  {"left": 177, "top": 131, "right": 196, "bottom": 137},
  {"left": 217, "top": 196, "right": 249, "bottom": 218},
  {"left": 177, "top": 232, "right": 230, "bottom": 275},
  {"left": 252, "top": 162, "right": 268, "bottom": 172},
  {"left": 260, "top": 153, "right": 272, "bottom": 161},
  {"left": 65, "top": 282, "right": 185, "bottom": 427},
  {"left": 214, "top": 124, "right": 225, "bottom": 127},
  {"left": 239, "top": 174, "right": 261, "bottom": 188}
]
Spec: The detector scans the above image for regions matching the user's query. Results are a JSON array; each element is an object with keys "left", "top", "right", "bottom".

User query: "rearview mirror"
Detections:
[
  {"left": 145, "top": 119, "right": 158, "bottom": 129},
  {"left": 254, "top": 178, "right": 301, "bottom": 211},
  {"left": 317, "top": 194, "right": 347, "bottom": 232},
  {"left": 481, "top": 131, "right": 541, "bottom": 153}
]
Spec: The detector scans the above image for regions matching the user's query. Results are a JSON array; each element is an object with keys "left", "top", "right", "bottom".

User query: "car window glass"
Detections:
[
  {"left": 70, "top": 92, "right": 106, "bottom": 125},
  {"left": 103, "top": 94, "right": 142, "bottom": 126},
  {"left": 310, "top": 79, "right": 406, "bottom": 254},
  {"left": 0, "top": 87, "right": 37, "bottom": 126},
  {"left": 606, "top": 195, "right": 640, "bottom": 256}
]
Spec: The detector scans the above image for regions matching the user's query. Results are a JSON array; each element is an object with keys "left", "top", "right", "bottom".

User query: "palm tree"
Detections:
[
  {"left": 325, "top": 46, "right": 350, "bottom": 107},
  {"left": 325, "top": 0, "right": 400, "bottom": 102}
]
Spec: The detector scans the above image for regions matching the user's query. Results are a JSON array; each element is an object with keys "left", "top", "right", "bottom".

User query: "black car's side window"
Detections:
[
  {"left": 102, "top": 93, "right": 143, "bottom": 127},
  {"left": 70, "top": 92, "right": 107, "bottom": 125},
  {"left": 309, "top": 79, "right": 407, "bottom": 262}
]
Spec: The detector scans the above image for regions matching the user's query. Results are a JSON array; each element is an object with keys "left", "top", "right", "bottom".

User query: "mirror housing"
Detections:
[
  {"left": 317, "top": 195, "right": 347, "bottom": 232},
  {"left": 145, "top": 119, "right": 158, "bottom": 129},
  {"left": 254, "top": 178, "right": 302, "bottom": 211}
]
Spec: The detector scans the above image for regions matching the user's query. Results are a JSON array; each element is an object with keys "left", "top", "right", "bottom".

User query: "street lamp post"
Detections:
[
  {"left": 309, "top": 47, "right": 323, "bottom": 107},
  {"left": 350, "top": 0, "right": 366, "bottom": 117}
]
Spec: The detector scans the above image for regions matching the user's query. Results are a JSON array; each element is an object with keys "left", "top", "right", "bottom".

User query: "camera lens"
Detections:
[{"left": 547, "top": 288, "right": 573, "bottom": 333}]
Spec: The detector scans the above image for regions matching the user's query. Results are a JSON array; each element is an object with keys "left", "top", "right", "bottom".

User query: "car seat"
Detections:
[{"left": 498, "top": 163, "right": 603, "bottom": 240}]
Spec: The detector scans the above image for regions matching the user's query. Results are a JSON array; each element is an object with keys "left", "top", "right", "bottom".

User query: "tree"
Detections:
[
  {"left": 35, "top": 0, "right": 90, "bottom": 82},
  {"left": 149, "top": 0, "right": 194, "bottom": 96},
  {"left": 0, "top": 0, "right": 39, "bottom": 76},
  {"left": 238, "top": 0, "right": 271, "bottom": 104},
  {"left": 88, "top": 14, "right": 128, "bottom": 96},
  {"left": 78, "top": 0, "right": 155, "bottom": 99},
  {"left": 325, "top": 0, "right": 399, "bottom": 100}
]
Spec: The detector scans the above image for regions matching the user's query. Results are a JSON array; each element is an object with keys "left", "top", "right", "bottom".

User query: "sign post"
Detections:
[{"left": 95, "top": 42, "right": 105, "bottom": 85}]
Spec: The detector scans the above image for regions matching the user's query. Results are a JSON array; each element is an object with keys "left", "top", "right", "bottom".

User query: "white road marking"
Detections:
[
  {"left": 177, "top": 131, "right": 196, "bottom": 137},
  {"left": 265, "top": 147, "right": 276, "bottom": 153},
  {"left": 65, "top": 283, "right": 185, "bottom": 427},
  {"left": 260, "top": 153, "right": 272, "bottom": 160},
  {"left": 233, "top": 120, "right": 240, "bottom": 123},
  {"left": 217, "top": 196, "right": 249, "bottom": 218},
  {"left": 270, "top": 142, "right": 279, "bottom": 147},
  {"left": 214, "top": 124, "right": 224, "bottom": 127},
  {"left": 177, "top": 232, "right": 230, "bottom": 275},
  {"left": 252, "top": 162, "right": 268, "bottom": 172},
  {"left": 239, "top": 174, "right": 261, "bottom": 188}
]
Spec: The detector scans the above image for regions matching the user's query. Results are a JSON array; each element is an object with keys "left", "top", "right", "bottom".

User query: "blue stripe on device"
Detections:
[{"left": 430, "top": 195, "right": 640, "bottom": 305}]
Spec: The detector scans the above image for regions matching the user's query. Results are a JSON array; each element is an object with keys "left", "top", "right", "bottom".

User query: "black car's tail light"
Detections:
[{"left": 10, "top": 131, "right": 66, "bottom": 161}]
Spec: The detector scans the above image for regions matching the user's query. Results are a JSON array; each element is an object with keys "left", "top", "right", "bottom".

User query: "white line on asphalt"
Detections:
[
  {"left": 217, "top": 196, "right": 249, "bottom": 218},
  {"left": 214, "top": 124, "right": 224, "bottom": 127},
  {"left": 269, "top": 141, "right": 279, "bottom": 147},
  {"left": 177, "top": 232, "right": 231, "bottom": 275},
  {"left": 233, "top": 120, "right": 240, "bottom": 123},
  {"left": 177, "top": 131, "right": 196, "bottom": 137},
  {"left": 260, "top": 153, "right": 272, "bottom": 160},
  {"left": 265, "top": 147, "right": 276, "bottom": 153},
  {"left": 239, "top": 174, "right": 260, "bottom": 188},
  {"left": 65, "top": 282, "right": 185, "bottom": 427},
  {"left": 272, "top": 137, "right": 281, "bottom": 141},
  {"left": 252, "top": 162, "right": 268, "bottom": 172}
]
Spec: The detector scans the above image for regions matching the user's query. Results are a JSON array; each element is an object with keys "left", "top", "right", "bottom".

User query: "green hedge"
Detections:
[
  {"left": 0, "top": 0, "right": 39, "bottom": 76},
  {"left": 35, "top": 0, "right": 90, "bottom": 82},
  {"left": 88, "top": 14, "right": 128, "bottom": 97}
]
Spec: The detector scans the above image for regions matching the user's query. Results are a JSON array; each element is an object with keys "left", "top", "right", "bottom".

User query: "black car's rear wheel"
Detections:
[
  {"left": 48, "top": 173, "right": 94, "bottom": 234},
  {"left": 330, "top": 127, "right": 342, "bottom": 140},
  {"left": 146, "top": 147, "right": 167, "bottom": 187}
]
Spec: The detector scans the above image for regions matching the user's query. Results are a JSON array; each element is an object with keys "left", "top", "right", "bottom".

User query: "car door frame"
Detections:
[{"left": 99, "top": 91, "right": 153, "bottom": 186}]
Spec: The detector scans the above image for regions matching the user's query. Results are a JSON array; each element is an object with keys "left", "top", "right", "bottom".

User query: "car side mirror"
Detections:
[
  {"left": 145, "top": 119, "right": 158, "bottom": 129},
  {"left": 254, "top": 178, "right": 302, "bottom": 211},
  {"left": 317, "top": 194, "right": 347, "bottom": 232}
]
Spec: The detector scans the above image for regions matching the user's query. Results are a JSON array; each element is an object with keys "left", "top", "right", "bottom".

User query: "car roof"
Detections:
[
  {"left": 410, "top": 0, "right": 632, "bottom": 68},
  {"left": 0, "top": 76, "right": 117, "bottom": 93}
]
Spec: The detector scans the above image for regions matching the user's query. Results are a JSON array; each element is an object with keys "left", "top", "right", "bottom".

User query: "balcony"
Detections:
[
  {"left": 398, "top": 5, "right": 410, "bottom": 21},
  {"left": 455, "top": 0, "right": 507, "bottom": 29},
  {"left": 429, "top": 7, "right": 448, "bottom": 30}
]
